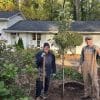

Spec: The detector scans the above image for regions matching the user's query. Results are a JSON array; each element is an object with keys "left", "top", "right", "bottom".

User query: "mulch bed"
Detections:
[{"left": 47, "top": 80, "right": 85, "bottom": 100}]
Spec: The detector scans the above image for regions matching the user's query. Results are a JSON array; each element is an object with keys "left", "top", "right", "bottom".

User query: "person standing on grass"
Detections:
[
  {"left": 35, "top": 43, "right": 56, "bottom": 100},
  {"left": 79, "top": 37, "right": 100, "bottom": 100}
]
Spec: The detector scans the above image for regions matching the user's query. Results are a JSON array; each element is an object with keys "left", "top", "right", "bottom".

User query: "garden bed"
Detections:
[
  {"left": 46, "top": 67, "right": 100, "bottom": 100},
  {"left": 47, "top": 80, "right": 84, "bottom": 100}
]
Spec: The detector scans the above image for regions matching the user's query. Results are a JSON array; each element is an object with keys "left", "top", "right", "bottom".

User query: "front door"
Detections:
[
  {"left": 32, "top": 33, "right": 41, "bottom": 47},
  {"left": 11, "top": 33, "right": 16, "bottom": 45}
]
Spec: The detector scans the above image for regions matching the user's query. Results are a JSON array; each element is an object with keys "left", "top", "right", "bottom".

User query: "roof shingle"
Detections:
[
  {"left": 4, "top": 20, "right": 100, "bottom": 33},
  {"left": 0, "top": 11, "right": 20, "bottom": 19},
  {"left": 71, "top": 21, "right": 100, "bottom": 32},
  {"left": 5, "top": 20, "right": 58, "bottom": 33}
]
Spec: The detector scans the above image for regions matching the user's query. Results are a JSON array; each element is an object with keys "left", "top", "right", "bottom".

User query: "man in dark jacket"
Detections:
[{"left": 35, "top": 43, "right": 56, "bottom": 100}]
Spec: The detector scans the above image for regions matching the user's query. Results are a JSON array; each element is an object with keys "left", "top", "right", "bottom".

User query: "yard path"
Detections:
[{"left": 56, "top": 58, "right": 79, "bottom": 67}]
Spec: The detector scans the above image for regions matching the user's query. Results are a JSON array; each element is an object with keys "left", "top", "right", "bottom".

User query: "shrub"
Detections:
[
  {"left": 0, "top": 41, "right": 38, "bottom": 99},
  {"left": 53, "top": 67, "right": 83, "bottom": 82},
  {"left": 17, "top": 38, "right": 24, "bottom": 49},
  {"left": 0, "top": 81, "right": 10, "bottom": 97},
  {"left": 0, "top": 40, "right": 6, "bottom": 56}
]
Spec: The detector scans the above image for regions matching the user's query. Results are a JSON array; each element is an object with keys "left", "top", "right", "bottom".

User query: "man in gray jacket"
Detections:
[{"left": 79, "top": 37, "right": 100, "bottom": 100}]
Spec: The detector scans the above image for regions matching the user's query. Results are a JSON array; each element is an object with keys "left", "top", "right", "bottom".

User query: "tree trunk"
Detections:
[
  {"left": 74, "top": 0, "right": 80, "bottom": 20},
  {"left": 62, "top": 53, "right": 65, "bottom": 97},
  {"left": 18, "top": 0, "right": 21, "bottom": 10},
  {"left": 50, "top": 0, "right": 54, "bottom": 21},
  {"left": 63, "top": 0, "right": 66, "bottom": 9}
]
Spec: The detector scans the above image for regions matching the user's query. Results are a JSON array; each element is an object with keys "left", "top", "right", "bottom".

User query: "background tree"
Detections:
[
  {"left": 0, "top": 0, "right": 100, "bottom": 20},
  {"left": 80, "top": 0, "right": 100, "bottom": 20},
  {"left": 0, "top": 0, "right": 17, "bottom": 11}
]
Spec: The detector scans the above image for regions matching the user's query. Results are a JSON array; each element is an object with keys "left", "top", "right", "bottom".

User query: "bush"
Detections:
[
  {"left": 53, "top": 67, "right": 83, "bottom": 82},
  {"left": 0, "top": 40, "right": 6, "bottom": 55},
  {"left": 0, "top": 41, "right": 38, "bottom": 99},
  {"left": 0, "top": 81, "right": 10, "bottom": 97}
]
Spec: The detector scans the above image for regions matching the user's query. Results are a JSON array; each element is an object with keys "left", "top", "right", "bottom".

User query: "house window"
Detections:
[
  {"left": 37, "top": 34, "right": 41, "bottom": 47},
  {"left": 17, "top": 33, "right": 19, "bottom": 36},
  {"left": 11, "top": 33, "right": 16, "bottom": 35},
  {"left": 11, "top": 33, "right": 16, "bottom": 38},
  {"left": 32, "top": 34, "right": 36, "bottom": 40},
  {"left": 11, "top": 33, "right": 16, "bottom": 45},
  {"left": 37, "top": 40, "right": 40, "bottom": 47},
  {"left": 37, "top": 33, "right": 41, "bottom": 40}
]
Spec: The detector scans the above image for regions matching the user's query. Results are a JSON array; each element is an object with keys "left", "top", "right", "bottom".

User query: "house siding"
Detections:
[
  {"left": 9, "top": 33, "right": 55, "bottom": 49},
  {"left": 6, "top": 33, "right": 54, "bottom": 48},
  {"left": 0, "top": 21, "right": 8, "bottom": 40},
  {"left": 9, "top": 32, "right": 99, "bottom": 54}
]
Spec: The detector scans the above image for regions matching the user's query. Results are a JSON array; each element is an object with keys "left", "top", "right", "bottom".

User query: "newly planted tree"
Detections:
[
  {"left": 54, "top": 31, "right": 83, "bottom": 96},
  {"left": 54, "top": 0, "right": 83, "bottom": 96}
]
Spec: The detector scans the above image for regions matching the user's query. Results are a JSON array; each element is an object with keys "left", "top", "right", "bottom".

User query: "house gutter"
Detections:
[
  {"left": 3, "top": 30, "right": 100, "bottom": 34},
  {"left": 3, "top": 30, "right": 58, "bottom": 33},
  {"left": 0, "top": 18, "right": 9, "bottom": 21},
  {"left": 68, "top": 31, "right": 100, "bottom": 34}
]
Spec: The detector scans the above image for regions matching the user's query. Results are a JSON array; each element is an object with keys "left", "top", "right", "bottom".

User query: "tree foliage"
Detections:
[
  {"left": 0, "top": 0, "right": 99, "bottom": 20},
  {"left": 0, "top": 0, "right": 17, "bottom": 11},
  {"left": 54, "top": 32, "right": 83, "bottom": 54},
  {"left": 80, "top": 0, "right": 100, "bottom": 20}
]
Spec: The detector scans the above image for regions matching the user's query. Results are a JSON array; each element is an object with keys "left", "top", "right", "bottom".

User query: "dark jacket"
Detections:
[{"left": 35, "top": 51, "right": 56, "bottom": 78}]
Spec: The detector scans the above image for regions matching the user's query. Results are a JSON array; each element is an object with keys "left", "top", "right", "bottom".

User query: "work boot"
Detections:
[
  {"left": 91, "top": 97, "right": 99, "bottom": 100},
  {"left": 81, "top": 96, "right": 91, "bottom": 99},
  {"left": 35, "top": 96, "right": 41, "bottom": 100},
  {"left": 40, "top": 93, "right": 48, "bottom": 100}
]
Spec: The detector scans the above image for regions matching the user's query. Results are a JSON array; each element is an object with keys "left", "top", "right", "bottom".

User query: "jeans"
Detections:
[{"left": 35, "top": 77, "right": 50, "bottom": 97}]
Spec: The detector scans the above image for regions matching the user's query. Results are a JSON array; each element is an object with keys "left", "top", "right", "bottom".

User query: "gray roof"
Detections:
[
  {"left": 0, "top": 11, "right": 20, "bottom": 20},
  {"left": 71, "top": 21, "right": 100, "bottom": 32},
  {"left": 4, "top": 20, "right": 58, "bottom": 33},
  {"left": 4, "top": 20, "right": 100, "bottom": 33}
]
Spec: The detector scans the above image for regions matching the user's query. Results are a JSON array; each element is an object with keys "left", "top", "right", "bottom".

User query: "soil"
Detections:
[
  {"left": 47, "top": 81, "right": 87, "bottom": 100},
  {"left": 47, "top": 73, "right": 100, "bottom": 100}
]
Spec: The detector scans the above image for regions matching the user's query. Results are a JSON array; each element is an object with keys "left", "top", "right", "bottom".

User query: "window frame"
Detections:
[
  {"left": 37, "top": 33, "right": 41, "bottom": 40},
  {"left": 32, "top": 33, "right": 36, "bottom": 40}
]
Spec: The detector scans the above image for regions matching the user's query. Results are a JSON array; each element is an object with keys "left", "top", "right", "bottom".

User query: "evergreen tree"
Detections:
[{"left": 17, "top": 38, "right": 24, "bottom": 49}]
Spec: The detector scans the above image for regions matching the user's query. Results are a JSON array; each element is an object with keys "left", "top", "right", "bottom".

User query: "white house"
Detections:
[
  {"left": 0, "top": 11, "right": 24, "bottom": 41},
  {"left": 0, "top": 11, "right": 58, "bottom": 49},
  {"left": 4, "top": 20, "right": 58, "bottom": 49},
  {"left": 0, "top": 11, "right": 100, "bottom": 54}
]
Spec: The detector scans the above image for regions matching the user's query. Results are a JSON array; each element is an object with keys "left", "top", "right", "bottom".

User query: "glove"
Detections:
[
  {"left": 52, "top": 73, "right": 56, "bottom": 77},
  {"left": 78, "top": 65, "right": 82, "bottom": 74},
  {"left": 41, "top": 52, "right": 46, "bottom": 58}
]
